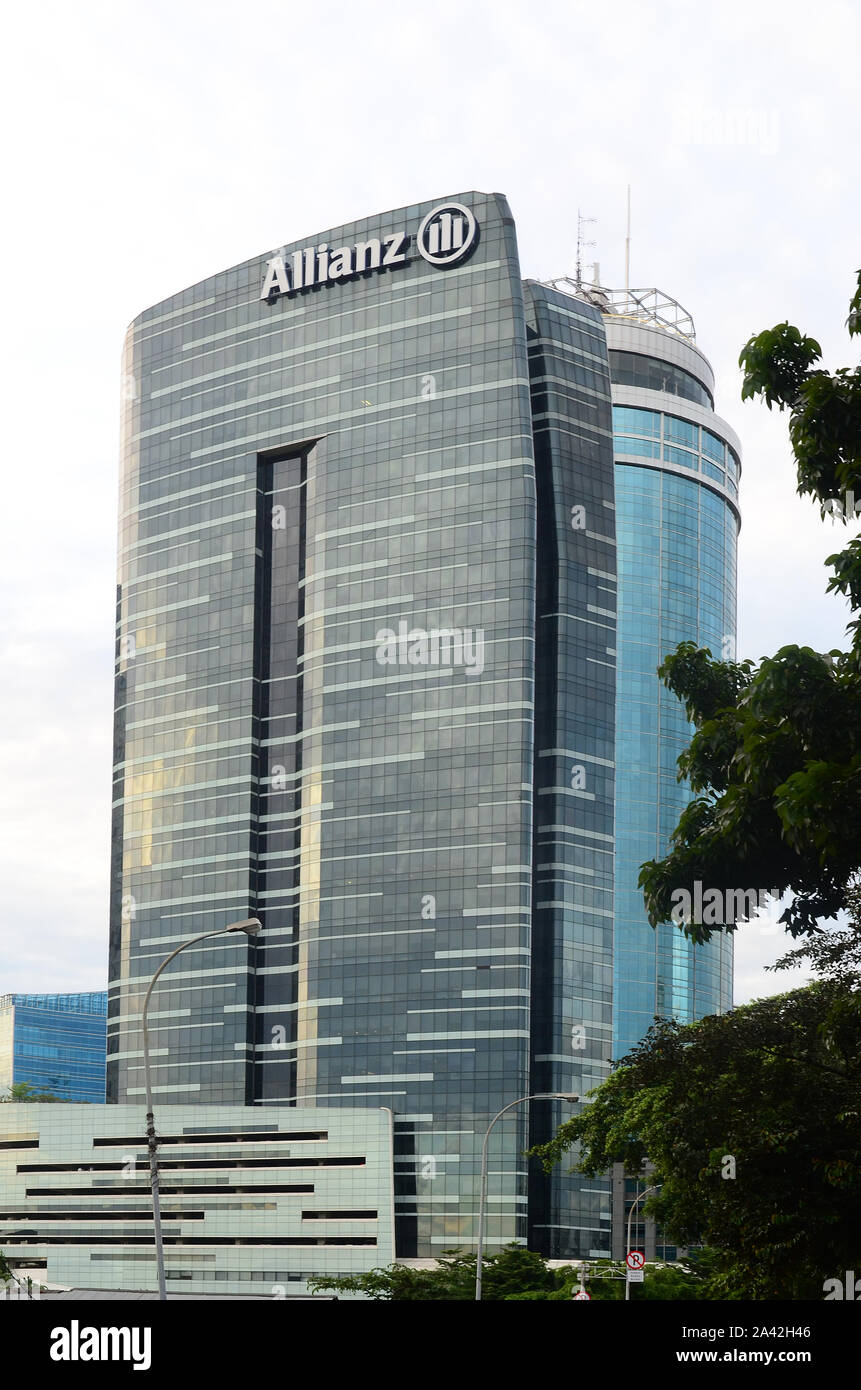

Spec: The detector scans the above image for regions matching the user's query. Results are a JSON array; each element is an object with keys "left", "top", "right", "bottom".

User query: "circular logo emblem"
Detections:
[{"left": 417, "top": 202, "right": 479, "bottom": 267}]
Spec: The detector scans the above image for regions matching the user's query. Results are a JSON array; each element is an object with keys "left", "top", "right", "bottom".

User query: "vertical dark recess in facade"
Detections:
[{"left": 253, "top": 448, "right": 309, "bottom": 1103}]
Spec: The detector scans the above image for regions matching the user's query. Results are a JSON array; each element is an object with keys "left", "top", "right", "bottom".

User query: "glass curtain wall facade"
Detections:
[
  {"left": 108, "top": 195, "right": 740, "bottom": 1260},
  {"left": 0, "top": 994, "right": 107, "bottom": 1103},
  {"left": 109, "top": 192, "right": 540, "bottom": 1257},
  {"left": 607, "top": 320, "right": 738, "bottom": 1059},
  {"left": 524, "top": 285, "right": 616, "bottom": 1257}
]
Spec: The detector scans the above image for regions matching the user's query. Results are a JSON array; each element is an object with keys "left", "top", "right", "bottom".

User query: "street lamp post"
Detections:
[
  {"left": 624, "top": 1180, "right": 659, "bottom": 1301},
  {"left": 141, "top": 917, "right": 261, "bottom": 1300},
  {"left": 475, "top": 1091, "right": 579, "bottom": 1302}
]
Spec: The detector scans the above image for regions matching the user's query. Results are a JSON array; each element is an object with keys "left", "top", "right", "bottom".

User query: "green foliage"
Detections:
[
  {"left": 476, "top": 1244, "right": 560, "bottom": 1299},
  {"left": 640, "top": 272, "right": 861, "bottom": 940},
  {"left": 0, "top": 1081, "right": 63, "bottom": 1103},
  {"left": 529, "top": 982, "right": 861, "bottom": 1300},
  {"left": 636, "top": 1253, "right": 719, "bottom": 1301},
  {"left": 738, "top": 278, "right": 861, "bottom": 508},
  {"left": 309, "top": 1242, "right": 719, "bottom": 1301},
  {"left": 506, "top": 1256, "right": 716, "bottom": 1301},
  {"left": 639, "top": 641, "right": 861, "bottom": 938},
  {"left": 308, "top": 1243, "right": 565, "bottom": 1300},
  {"left": 770, "top": 888, "right": 861, "bottom": 987},
  {"left": 739, "top": 322, "right": 823, "bottom": 410}
]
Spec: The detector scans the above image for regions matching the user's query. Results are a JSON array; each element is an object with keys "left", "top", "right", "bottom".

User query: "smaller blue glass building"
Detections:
[{"left": 0, "top": 993, "right": 107, "bottom": 1103}]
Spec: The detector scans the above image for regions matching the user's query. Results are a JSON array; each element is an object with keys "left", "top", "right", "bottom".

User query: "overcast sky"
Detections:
[{"left": 0, "top": 0, "right": 857, "bottom": 1007}]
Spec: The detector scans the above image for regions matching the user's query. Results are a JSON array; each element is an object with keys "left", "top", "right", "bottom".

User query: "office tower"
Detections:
[
  {"left": 108, "top": 193, "right": 738, "bottom": 1258},
  {"left": 604, "top": 291, "right": 738, "bottom": 1058},
  {"left": 0, "top": 993, "right": 107, "bottom": 1103}
]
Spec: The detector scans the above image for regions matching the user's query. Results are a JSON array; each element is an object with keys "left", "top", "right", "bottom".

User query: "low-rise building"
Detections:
[{"left": 0, "top": 1103, "right": 393, "bottom": 1296}]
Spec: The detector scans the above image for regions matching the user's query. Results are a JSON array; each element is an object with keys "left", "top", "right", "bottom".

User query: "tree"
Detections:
[
  {"left": 769, "top": 885, "right": 861, "bottom": 986},
  {"left": 507, "top": 1255, "right": 716, "bottom": 1300},
  {"left": 308, "top": 1244, "right": 564, "bottom": 1300},
  {"left": 0, "top": 1081, "right": 63, "bottom": 1103},
  {"left": 529, "top": 976, "right": 861, "bottom": 1300},
  {"left": 639, "top": 271, "right": 861, "bottom": 939}
]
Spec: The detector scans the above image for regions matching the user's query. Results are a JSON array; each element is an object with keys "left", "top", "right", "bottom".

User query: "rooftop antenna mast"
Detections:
[
  {"left": 624, "top": 185, "right": 631, "bottom": 295},
  {"left": 575, "top": 210, "right": 596, "bottom": 290}
]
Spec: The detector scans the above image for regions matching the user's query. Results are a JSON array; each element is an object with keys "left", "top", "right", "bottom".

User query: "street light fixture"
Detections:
[
  {"left": 475, "top": 1091, "right": 579, "bottom": 1301},
  {"left": 141, "top": 917, "right": 262, "bottom": 1300}
]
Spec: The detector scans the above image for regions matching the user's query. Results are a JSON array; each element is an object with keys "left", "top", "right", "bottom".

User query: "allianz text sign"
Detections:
[{"left": 260, "top": 202, "right": 479, "bottom": 304}]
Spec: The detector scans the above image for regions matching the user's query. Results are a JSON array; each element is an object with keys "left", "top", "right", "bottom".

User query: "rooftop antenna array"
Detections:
[
  {"left": 624, "top": 185, "right": 631, "bottom": 294},
  {"left": 543, "top": 185, "right": 695, "bottom": 342},
  {"left": 575, "top": 210, "right": 596, "bottom": 290}
]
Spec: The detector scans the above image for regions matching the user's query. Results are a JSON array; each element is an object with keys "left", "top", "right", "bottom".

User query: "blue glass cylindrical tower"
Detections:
[{"left": 605, "top": 306, "right": 738, "bottom": 1058}]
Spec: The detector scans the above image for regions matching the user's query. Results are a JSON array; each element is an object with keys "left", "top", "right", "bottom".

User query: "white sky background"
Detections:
[{"left": 0, "top": 0, "right": 858, "bottom": 1007}]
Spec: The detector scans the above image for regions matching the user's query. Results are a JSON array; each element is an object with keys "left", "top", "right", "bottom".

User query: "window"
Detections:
[
  {"left": 664, "top": 415, "right": 699, "bottom": 449},
  {"left": 609, "top": 351, "right": 713, "bottom": 408},
  {"left": 612, "top": 405, "right": 661, "bottom": 438},
  {"left": 702, "top": 429, "right": 726, "bottom": 465}
]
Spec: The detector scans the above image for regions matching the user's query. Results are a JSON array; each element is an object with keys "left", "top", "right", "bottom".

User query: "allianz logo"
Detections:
[{"left": 260, "top": 201, "right": 479, "bottom": 303}]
